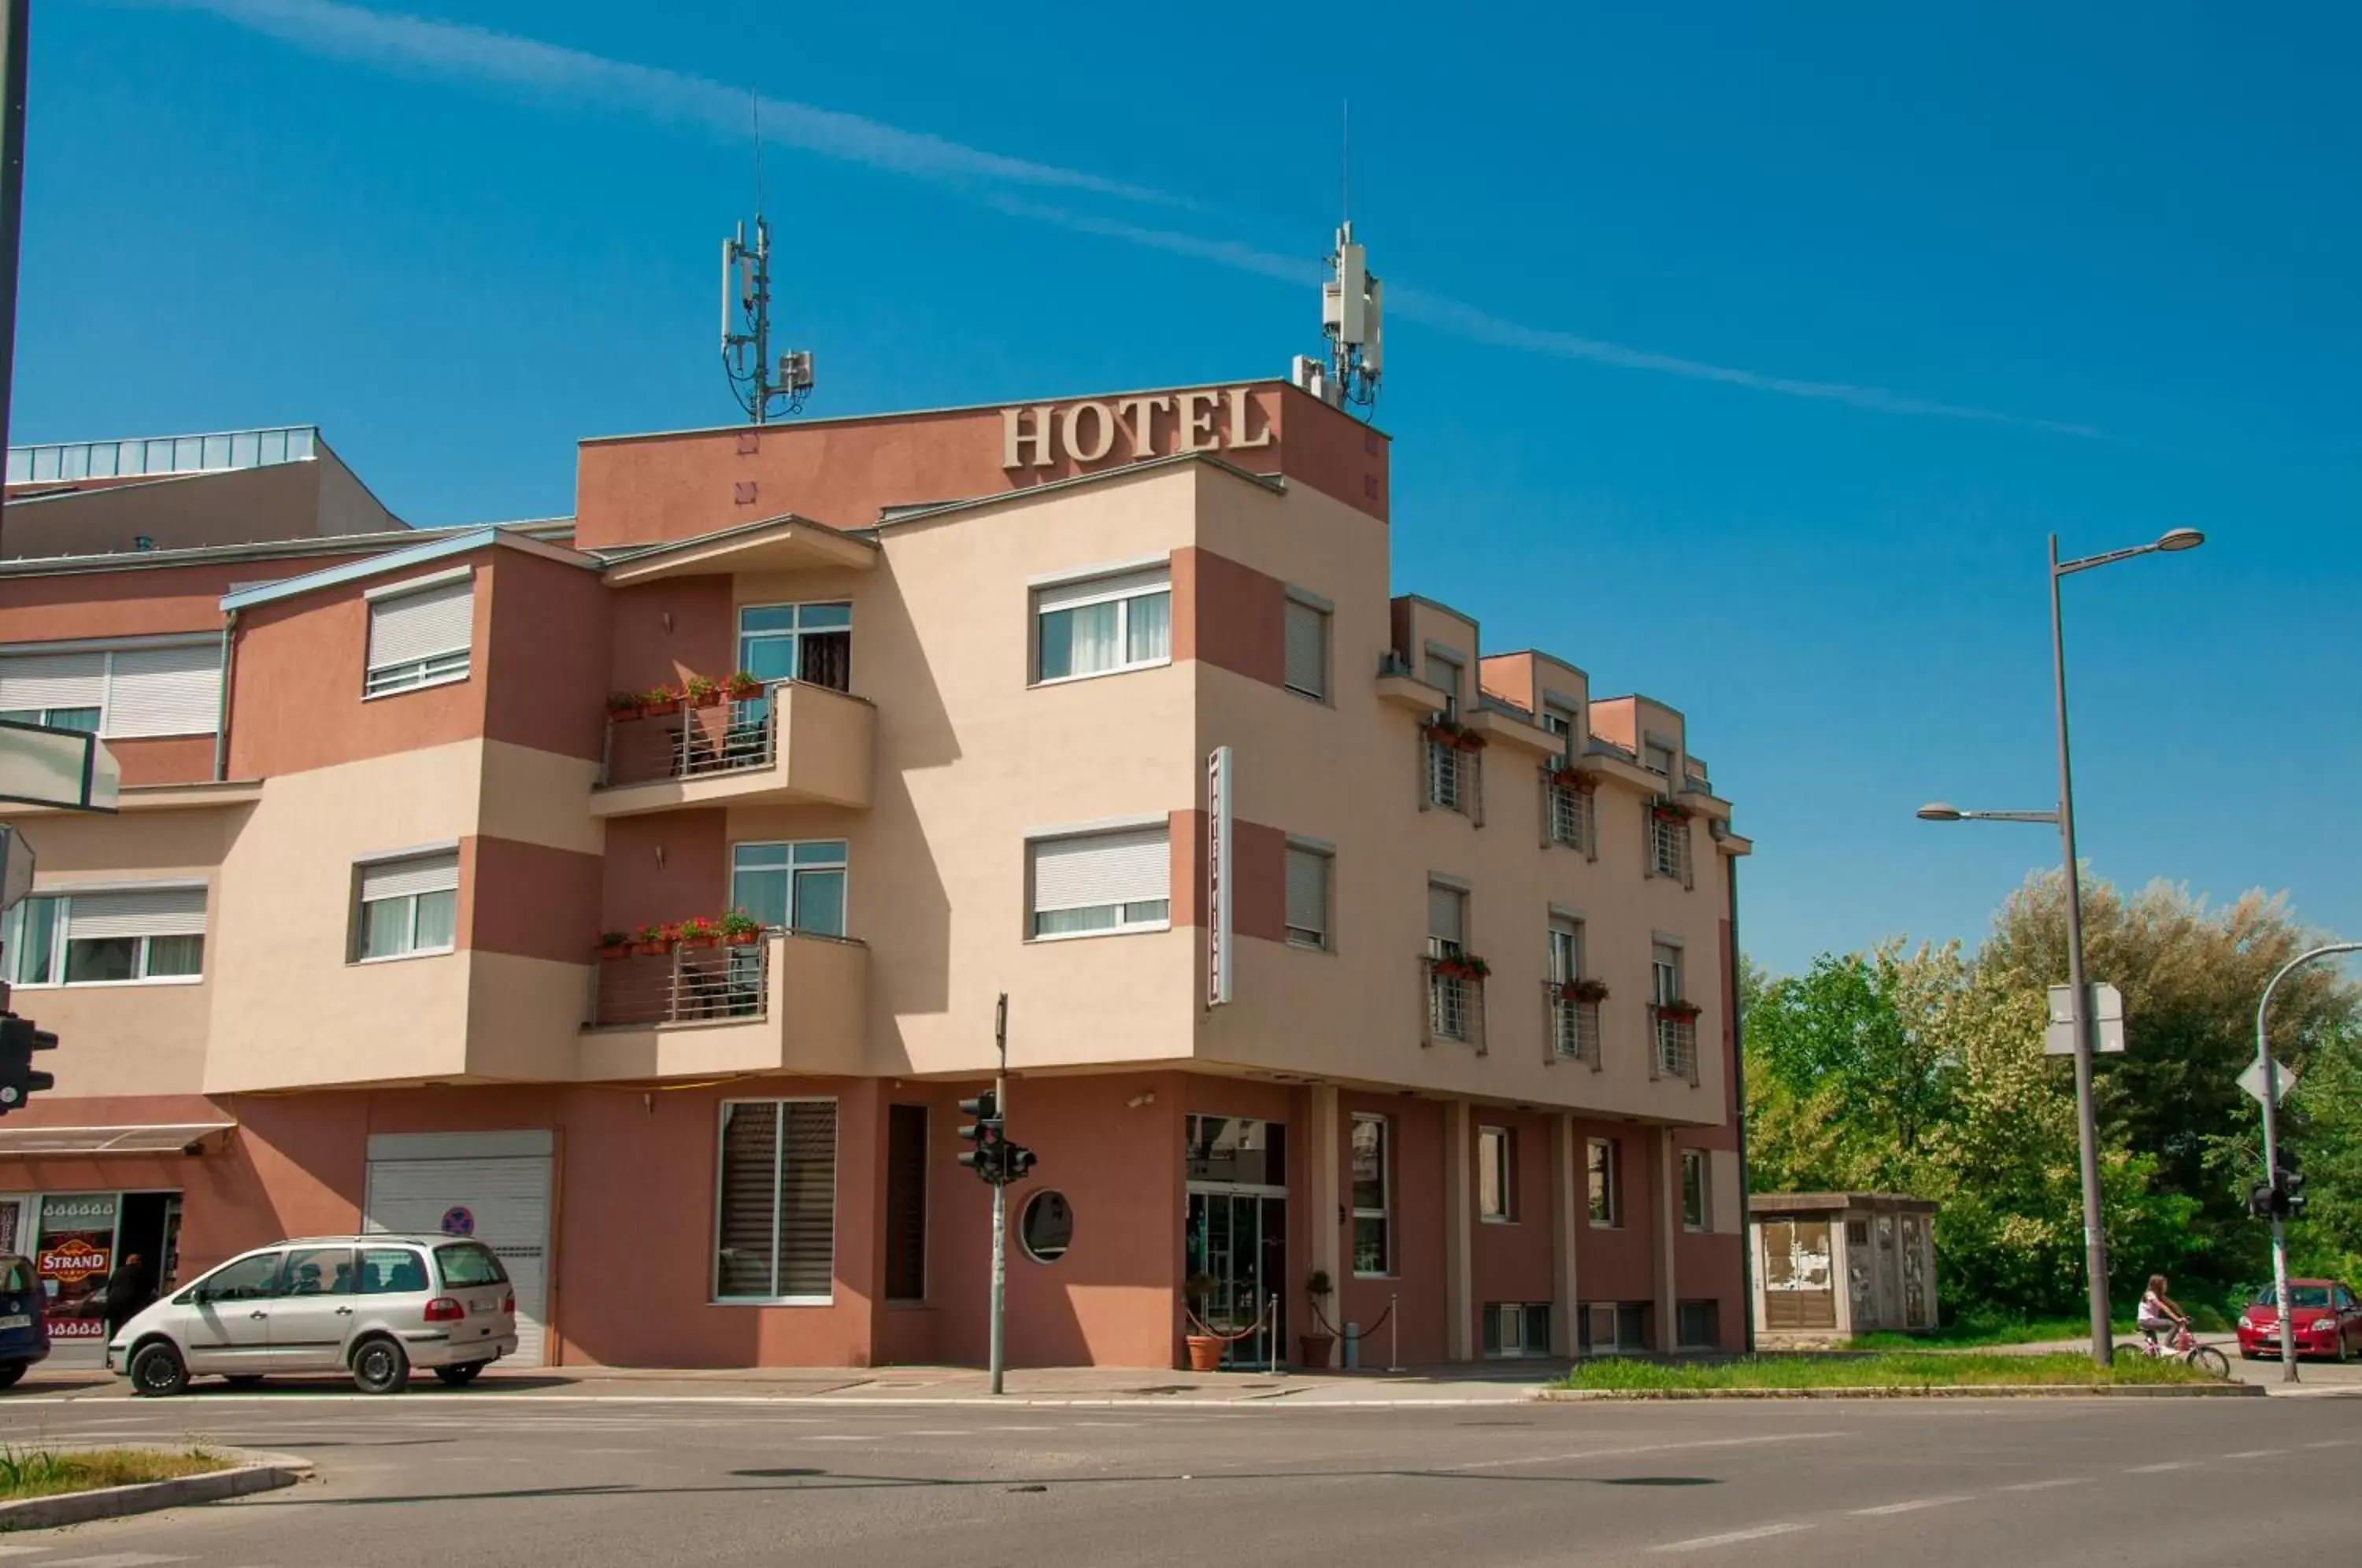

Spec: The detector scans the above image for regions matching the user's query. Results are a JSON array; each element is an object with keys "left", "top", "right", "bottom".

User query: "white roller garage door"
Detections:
[{"left": 364, "top": 1130, "right": 553, "bottom": 1369}]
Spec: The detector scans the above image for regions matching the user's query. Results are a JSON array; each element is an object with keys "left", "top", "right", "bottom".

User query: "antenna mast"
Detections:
[
  {"left": 720, "top": 98, "right": 814, "bottom": 424},
  {"left": 1293, "top": 105, "right": 1381, "bottom": 414}
]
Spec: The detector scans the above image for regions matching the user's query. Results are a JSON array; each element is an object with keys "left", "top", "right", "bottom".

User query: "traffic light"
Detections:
[
  {"left": 2249, "top": 1181, "right": 2277, "bottom": 1219},
  {"left": 0, "top": 1010, "right": 58, "bottom": 1116},
  {"left": 1002, "top": 1141, "right": 1037, "bottom": 1183},
  {"left": 957, "top": 1090, "right": 1003, "bottom": 1184},
  {"left": 2278, "top": 1154, "right": 2308, "bottom": 1219}
]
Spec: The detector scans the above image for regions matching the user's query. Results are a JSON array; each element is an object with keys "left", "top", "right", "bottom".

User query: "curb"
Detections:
[
  {"left": 0, "top": 1391, "right": 1533, "bottom": 1411},
  {"left": 0, "top": 1446, "right": 312, "bottom": 1533},
  {"left": 1531, "top": 1382, "right": 2264, "bottom": 1402}
]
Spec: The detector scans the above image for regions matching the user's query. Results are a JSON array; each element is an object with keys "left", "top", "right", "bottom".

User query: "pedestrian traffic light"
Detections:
[
  {"left": 0, "top": 1010, "right": 58, "bottom": 1116},
  {"left": 957, "top": 1090, "right": 1004, "bottom": 1184}
]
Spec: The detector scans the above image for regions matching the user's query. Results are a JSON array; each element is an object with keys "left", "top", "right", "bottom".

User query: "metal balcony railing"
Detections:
[
  {"left": 1650, "top": 1008, "right": 1700, "bottom": 1084},
  {"left": 1423, "top": 738, "right": 1483, "bottom": 822},
  {"left": 603, "top": 693, "right": 784, "bottom": 789},
  {"left": 1546, "top": 986, "right": 1603, "bottom": 1067},
  {"left": 1423, "top": 957, "right": 1486, "bottom": 1052},
  {"left": 1546, "top": 779, "right": 1592, "bottom": 852},
  {"left": 1649, "top": 811, "right": 1693, "bottom": 886},
  {"left": 590, "top": 941, "right": 768, "bottom": 1029}
]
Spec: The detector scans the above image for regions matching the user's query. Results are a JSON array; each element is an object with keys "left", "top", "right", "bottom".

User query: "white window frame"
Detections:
[
  {"left": 729, "top": 839, "right": 850, "bottom": 937},
  {"left": 1479, "top": 1125, "right": 1514, "bottom": 1223},
  {"left": 1682, "top": 1148, "right": 1709, "bottom": 1232},
  {"left": 363, "top": 570, "right": 476, "bottom": 699},
  {"left": 1653, "top": 942, "right": 1683, "bottom": 1007},
  {"left": 736, "top": 600, "right": 854, "bottom": 697},
  {"left": 1484, "top": 1301, "right": 1553, "bottom": 1359},
  {"left": 1031, "top": 567, "right": 1172, "bottom": 686},
  {"left": 0, "top": 638, "right": 221, "bottom": 739},
  {"left": 352, "top": 850, "right": 461, "bottom": 964},
  {"left": 1587, "top": 1137, "right": 1621, "bottom": 1228},
  {"left": 1350, "top": 1113, "right": 1393, "bottom": 1278},
  {"left": 1026, "top": 823, "right": 1172, "bottom": 941},
  {"left": 1283, "top": 841, "right": 1331, "bottom": 951},
  {"left": 1, "top": 883, "right": 209, "bottom": 989},
  {"left": 710, "top": 1096, "right": 839, "bottom": 1307}
]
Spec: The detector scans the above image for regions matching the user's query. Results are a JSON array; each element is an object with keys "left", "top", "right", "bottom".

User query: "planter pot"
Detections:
[
  {"left": 1298, "top": 1332, "right": 1336, "bottom": 1370},
  {"left": 643, "top": 699, "right": 683, "bottom": 718},
  {"left": 608, "top": 708, "right": 642, "bottom": 723},
  {"left": 1184, "top": 1335, "right": 1224, "bottom": 1374},
  {"left": 688, "top": 692, "right": 725, "bottom": 709},
  {"left": 597, "top": 947, "right": 631, "bottom": 963},
  {"left": 724, "top": 930, "right": 762, "bottom": 947},
  {"left": 631, "top": 941, "right": 669, "bottom": 957},
  {"left": 677, "top": 937, "right": 719, "bottom": 950}
]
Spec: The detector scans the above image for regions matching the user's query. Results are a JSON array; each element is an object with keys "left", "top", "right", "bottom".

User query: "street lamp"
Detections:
[
  {"left": 1919, "top": 528, "right": 2205, "bottom": 1368},
  {"left": 2252, "top": 942, "right": 2362, "bottom": 1383}
]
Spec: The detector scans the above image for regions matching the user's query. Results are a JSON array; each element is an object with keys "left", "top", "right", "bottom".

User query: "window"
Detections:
[
  {"left": 435, "top": 1243, "right": 507, "bottom": 1289},
  {"left": 3, "top": 886, "right": 207, "bottom": 986},
  {"left": 1650, "top": 804, "right": 1691, "bottom": 882},
  {"left": 1677, "top": 1300, "right": 1720, "bottom": 1350},
  {"left": 1423, "top": 653, "right": 1462, "bottom": 712},
  {"left": 1653, "top": 943, "right": 1695, "bottom": 1081},
  {"left": 738, "top": 601, "right": 852, "bottom": 697},
  {"left": 1547, "top": 775, "right": 1592, "bottom": 852},
  {"left": 355, "top": 851, "right": 459, "bottom": 961},
  {"left": 1540, "top": 701, "right": 1577, "bottom": 742},
  {"left": 1548, "top": 917, "right": 1597, "bottom": 1064},
  {"left": 365, "top": 575, "right": 474, "bottom": 696},
  {"left": 713, "top": 1099, "right": 839, "bottom": 1302},
  {"left": 885, "top": 1104, "right": 929, "bottom": 1303},
  {"left": 1644, "top": 740, "right": 1676, "bottom": 778},
  {"left": 731, "top": 841, "right": 848, "bottom": 936},
  {"left": 358, "top": 1248, "right": 428, "bottom": 1295},
  {"left": 1283, "top": 596, "right": 1329, "bottom": 699},
  {"left": 1426, "top": 882, "right": 1475, "bottom": 1043},
  {"left": 1547, "top": 917, "right": 1583, "bottom": 985},
  {"left": 1427, "top": 882, "right": 1467, "bottom": 956},
  {"left": 1479, "top": 1126, "right": 1514, "bottom": 1222},
  {"left": 1185, "top": 1116, "right": 1287, "bottom": 1186},
  {"left": 1587, "top": 1137, "right": 1620, "bottom": 1226},
  {"left": 1683, "top": 1149, "right": 1709, "bottom": 1231},
  {"left": 1028, "top": 826, "right": 1170, "bottom": 938},
  {"left": 1579, "top": 1302, "right": 1653, "bottom": 1353},
  {"left": 1284, "top": 843, "right": 1331, "bottom": 949},
  {"left": 1034, "top": 568, "right": 1170, "bottom": 682},
  {"left": 1484, "top": 1303, "right": 1551, "bottom": 1358},
  {"left": 1350, "top": 1115, "right": 1391, "bottom": 1275},
  {"left": 0, "top": 642, "right": 220, "bottom": 738},
  {"left": 1019, "top": 1190, "right": 1073, "bottom": 1263},
  {"left": 1653, "top": 942, "right": 1682, "bottom": 1007},
  {"left": 198, "top": 1252, "right": 283, "bottom": 1303},
  {"left": 280, "top": 1246, "right": 354, "bottom": 1297}
]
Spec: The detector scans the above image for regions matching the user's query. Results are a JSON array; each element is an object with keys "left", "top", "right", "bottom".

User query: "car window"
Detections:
[
  {"left": 435, "top": 1243, "right": 508, "bottom": 1289},
  {"left": 200, "top": 1252, "right": 284, "bottom": 1303},
  {"left": 280, "top": 1246, "right": 356, "bottom": 1298},
  {"left": 2290, "top": 1285, "right": 2331, "bottom": 1309},
  {"left": 357, "top": 1248, "right": 430, "bottom": 1296},
  {"left": 1, "top": 1257, "right": 32, "bottom": 1294}
]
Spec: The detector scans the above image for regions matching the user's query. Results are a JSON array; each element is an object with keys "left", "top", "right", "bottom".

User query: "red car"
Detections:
[{"left": 2237, "top": 1279, "right": 2362, "bottom": 1362}]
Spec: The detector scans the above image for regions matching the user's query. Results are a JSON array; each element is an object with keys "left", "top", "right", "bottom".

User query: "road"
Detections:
[{"left": 1, "top": 1386, "right": 2355, "bottom": 1565}]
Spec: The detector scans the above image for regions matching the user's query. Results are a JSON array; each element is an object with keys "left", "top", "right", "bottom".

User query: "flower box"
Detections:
[
  {"left": 724, "top": 671, "right": 764, "bottom": 701},
  {"left": 641, "top": 687, "right": 683, "bottom": 718},
  {"left": 1657, "top": 999, "right": 1702, "bottom": 1021},
  {"left": 1650, "top": 802, "right": 1692, "bottom": 825},
  {"left": 631, "top": 923, "right": 671, "bottom": 957},
  {"left": 683, "top": 675, "right": 724, "bottom": 710},
  {"left": 720, "top": 910, "right": 764, "bottom": 947},
  {"left": 675, "top": 917, "right": 722, "bottom": 950},
  {"left": 1547, "top": 766, "right": 1597, "bottom": 792},
  {"left": 606, "top": 693, "right": 643, "bottom": 721},
  {"left": 596, "top": 932, "right": 631, "bottom": 961},
  {"left": 1433, "top": 953, "right": 1491, "bottom": 982},
  {"left": 1424, "top": 719, "right": 1487, "bottom": 753},
  {"left": 1560, "top": 978, "right": 1609, "bottom": 1004}
]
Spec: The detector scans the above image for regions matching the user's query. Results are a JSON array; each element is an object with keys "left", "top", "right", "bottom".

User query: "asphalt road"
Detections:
[{"left": 1, "top": 1389, "right": 2355, "bottom": 1565}]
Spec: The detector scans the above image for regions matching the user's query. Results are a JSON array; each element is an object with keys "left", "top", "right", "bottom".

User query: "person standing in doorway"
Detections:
[{"left": 102, "top": 1252, "right": 156, "bottom": 1338}]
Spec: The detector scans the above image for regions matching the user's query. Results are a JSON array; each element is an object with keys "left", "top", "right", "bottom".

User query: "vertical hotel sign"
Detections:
[{"left": 1206, "top": 746, "right": 1233, "bottom": 1008}]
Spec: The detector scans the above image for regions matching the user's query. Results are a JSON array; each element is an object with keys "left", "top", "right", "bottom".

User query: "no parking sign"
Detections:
[{"left": 440, "top": 1205, "right": 475, "bottom": 1237}]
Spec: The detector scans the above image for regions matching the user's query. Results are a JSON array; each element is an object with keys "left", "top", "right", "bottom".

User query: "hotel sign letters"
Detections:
[{"left": 1002, "top": 388, "right": 1273, "bottom": 471}]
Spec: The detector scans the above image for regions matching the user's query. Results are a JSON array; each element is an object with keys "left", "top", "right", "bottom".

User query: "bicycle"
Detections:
[{"left": 2114, "top": 1321, "right": 2231, "bottom": 1378}]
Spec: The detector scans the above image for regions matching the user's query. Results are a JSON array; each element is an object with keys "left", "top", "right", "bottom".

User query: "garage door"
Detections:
[{"left": 364, "top": 1130, "right": 553, "bottom": 1368}]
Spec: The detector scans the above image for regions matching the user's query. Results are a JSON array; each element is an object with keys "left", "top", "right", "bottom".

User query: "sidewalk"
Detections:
[{"left": 12, "top": 1361, "right": 1560, "bottom": 1407}]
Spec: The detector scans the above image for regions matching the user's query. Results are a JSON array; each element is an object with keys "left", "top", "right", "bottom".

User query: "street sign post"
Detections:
[
  {"left": 2238, "top": 1057, "right": 2297, "bottom": 1108},
  {"left": 2045, "top": 982, "right": 2125, "bottom": 1055}
]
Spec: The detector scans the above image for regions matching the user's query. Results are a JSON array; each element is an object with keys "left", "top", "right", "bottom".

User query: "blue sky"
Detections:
[{"left": 15, "top": 2, "right": 2360, "bottom": 974}]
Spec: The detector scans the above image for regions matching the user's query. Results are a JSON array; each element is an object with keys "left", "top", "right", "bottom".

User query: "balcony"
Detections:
[
  {"left": 1546, "top": 986, "right": 1603, "bottom": 1068},
  {"left": 1422, "top": 956, "right": 1487, "bottom": 1053},
  {"left": 579, "top": 930, "right": 868, "bottom": 1081},
  {"left": 1650, "top": 1007, "right": 1700, "bottom": 1085},
  {"left": 1422, "top": 734, "right": 1483, "bottom": 823},
  {"left": 588, "top": 680, "right": 875, "bottom": 818}
]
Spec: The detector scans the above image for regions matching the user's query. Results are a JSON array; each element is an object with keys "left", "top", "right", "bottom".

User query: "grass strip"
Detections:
[
  {"left": 0, "top": 1447, "right": 232, "bottom": 1503},
  {"left": 1556, "top": 1352, "right": 2217, "bottom": 1392}
]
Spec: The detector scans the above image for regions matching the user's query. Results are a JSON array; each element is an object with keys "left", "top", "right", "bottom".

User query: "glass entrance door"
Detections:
[{"left": 1185, "top": 1191, "right": 1286, "bottom": 1369}]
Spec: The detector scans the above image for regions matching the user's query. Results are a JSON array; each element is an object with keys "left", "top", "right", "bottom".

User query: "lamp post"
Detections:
[
  {"left": 2252, "top": 942, "right": 2361, "bottom": 1384},
  {"left": 1917, "top": 526, "right": 2203, "bottom": 1369}
]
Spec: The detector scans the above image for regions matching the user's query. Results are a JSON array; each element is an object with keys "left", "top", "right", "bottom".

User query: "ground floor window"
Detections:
[
  {"left": 1483, "top": 1302, "right": 1551, "bottom": 1358},
  {"left": 1349, "top": 1115, "right": 1391, "bottom": 1275},
  {"left": 1579, "top": 1300, "right": 1653, "bottom": 1355},
  {"left": 1677, "top": 1299, "right": 1721, "bottom": 1349},
  {"left": 884, "top": 1104, "right": 927, "bottom": 1303},
  {"left": 713, "top": 1100, "right": 838, "bottom": 1303},
  {"left": 0, "top": 1189, "right": 182, "bottom": 1365}
]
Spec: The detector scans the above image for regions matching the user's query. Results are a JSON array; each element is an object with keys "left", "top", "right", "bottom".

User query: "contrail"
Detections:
[{"left": 164, "top": 0, "right": 2099, "bottom": 436}]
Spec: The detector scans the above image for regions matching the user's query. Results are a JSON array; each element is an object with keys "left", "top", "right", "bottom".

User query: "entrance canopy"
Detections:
[{"left": 0, "top": 1122, "right": 234, "bottom": 1157}]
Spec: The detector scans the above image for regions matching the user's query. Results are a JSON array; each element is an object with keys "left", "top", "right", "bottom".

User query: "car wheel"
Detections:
[
  {"left": 350, "top": 1337, "right": 410, "bottom": 1396},
  {"left": 434, "top": 1362, "right": 485, "bottom": 1388},
  {"left": 0, "top": 1363, "right": 24, "bottom": 1390},
  {"left": 2337, "top": 1333, "right": 2351, "bottom": 1365},
  {"left": 130, "top": 1341, "right": 190, "bottom": 1398},
  {"left": 225, "top": 1374, "right": 267, "bottom": 1388}
]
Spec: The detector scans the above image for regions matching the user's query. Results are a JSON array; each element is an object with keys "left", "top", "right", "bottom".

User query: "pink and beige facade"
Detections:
[{"left": 0, "top": 386, "right": 1752, "bottom": 1371}]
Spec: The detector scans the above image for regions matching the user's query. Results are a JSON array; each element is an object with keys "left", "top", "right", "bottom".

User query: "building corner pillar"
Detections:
[
  {"left": 1444, "top": 1098, "right": 1472, "bottom": 1362},
  {"left": 1654, "top": 1127, "right": 1678, "bottom": 1352},
  {"left": 1308, "top": 1084, "right": 1342, "bottom": 1340},
  {"left": 1550, "top": 1112, "right": 1579, "bottom": 1356}
]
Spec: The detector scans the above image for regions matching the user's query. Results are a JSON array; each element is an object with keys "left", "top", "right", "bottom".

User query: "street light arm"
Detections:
[
  {"left": 2251, "top": 941, "right": 2362, "bottom": 1385},
  {"left": 2054, "top": 543, "right": 2161, "bottom": 577},
  {"left": 1956, "top": 809, "right": 2063, "bottom": 824}
]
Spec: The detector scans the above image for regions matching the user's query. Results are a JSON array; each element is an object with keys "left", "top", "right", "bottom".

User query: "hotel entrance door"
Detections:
[{"left": 1183, "top": 1190, "right": 1285, "bottom": 1369}]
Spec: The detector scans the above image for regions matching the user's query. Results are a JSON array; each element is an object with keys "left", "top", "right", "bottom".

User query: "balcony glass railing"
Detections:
[{"left": 8, "top": 425, "right": 318, "bottom": 486}]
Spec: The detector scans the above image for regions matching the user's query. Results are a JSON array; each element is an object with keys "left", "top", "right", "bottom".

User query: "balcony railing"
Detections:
[
  {"left": 1650, "top": 1007, "right": 1700, "bottom": 1084},
  {"left": 1423, "top": 738, "right": 1483, "bottom": 823},
  {"left": 1649, "top": 809, "right": 1693, "bottom": 886},
  {"left": 1546, "top": 986, "right": 1603, "bottom": 1067},
  {"left": 1546, "top": 779, "right": 1593, "bottom": 853},
  {"left": 1423, "top": 957, "right": 1486, "bottom": 1053},
  {"left": 590, "top": 941, "right": 768, "bottom": 1029},
  {"left": 604, "top": 698, "right": 780, "bottom": 789}
]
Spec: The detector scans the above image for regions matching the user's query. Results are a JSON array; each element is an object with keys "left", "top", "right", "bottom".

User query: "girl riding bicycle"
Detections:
[{"left": 2138, "top": 1274, "right": 2188, "bottom": 1351}]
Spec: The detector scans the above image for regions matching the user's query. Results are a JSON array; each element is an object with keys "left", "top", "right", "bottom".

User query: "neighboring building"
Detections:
[
  {"left": 1750, "top": 1193, "right": 1939, "bottom": 1345},
  {"left": 0, "top": 384, "right": 1752, "bottom": 1372}
]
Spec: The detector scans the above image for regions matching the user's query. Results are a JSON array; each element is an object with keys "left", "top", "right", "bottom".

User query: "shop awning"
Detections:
[{"left": 0, "top": 1122, "right": 235, "bottom": 1157}]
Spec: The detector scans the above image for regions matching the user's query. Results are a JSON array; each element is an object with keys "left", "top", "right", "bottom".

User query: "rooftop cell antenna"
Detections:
[
  {"left": 1292, "top": 105, "right": 1382, "bottom": 413},
  {"left": 720, "top": 91, "right": 815, "bottom": 424}
]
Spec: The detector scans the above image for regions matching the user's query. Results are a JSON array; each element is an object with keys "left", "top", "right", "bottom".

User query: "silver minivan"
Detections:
[{"left": 107, "top": 1234, "right": 518, "bottom": 1396}]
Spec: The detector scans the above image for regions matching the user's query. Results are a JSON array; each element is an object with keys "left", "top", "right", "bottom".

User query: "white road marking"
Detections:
[
  {"left": 2302, "top": 1440, "right": 2352, "bottom": 1450},
  {"left": 2125, "top": 1462, "right": 2192, "bottom": 1473},
  {"left": 1850, "top": 1495, "right": 1969, "bottom": 1516},
  {"left": 1653, "top": 1523, "right": 1812, "bottom": 1554},
  {"left": 1998, "top": 1477, "right": 2089, "bottom": 1493},
  {"left": 1433, "top": 1430, "right": 1845, "bottom": 1474},
  {"left": 2223, "top": 1449, "right": 2287, "bottom": 1459},
  {"left": 805, "top": 1434, "right": 875, "bottom": 1442},
  {"left": 904, "top": 1429, "right": 967, "bottom": 1437},
  {"left": 0, "top": 1548, "right": 54, "bottom": 1560},
  {"left": 43, "top": 1555, "right": 194, "bottom": 1567},
  {"left": 986, "top": 1425, "right": 1057, "bottom": 1433},
  {"left": 1073, "top": 1420, "right": 1141, "bottom": 1428}
]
